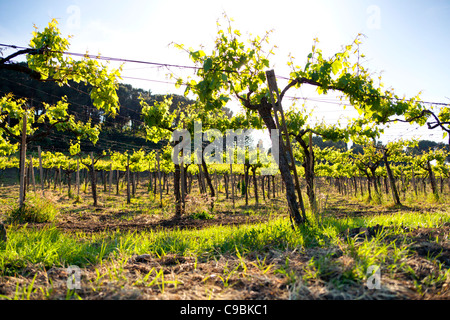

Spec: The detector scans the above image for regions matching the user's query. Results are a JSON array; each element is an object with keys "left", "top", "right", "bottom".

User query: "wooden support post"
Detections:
[
  {"left": 109, "top": 163, "right": 112, "bottom": 197},
  {"left": 272, "top": 175, "right": 276, "bottom": 198},
  {"left": 58, "top": 166, "right": 62, "bottom": 191},
  {"left": 309, "top": 132, "right": 313, "bottom": 173},
  {"left": 214, "top": 171, "right": 218, "bottom": 197},
  {"left": 198, "top": 164, "right": 205, "bottom": 193},
  {"left": 180, "top": 154, "right": 185, "bottom": 206},
  {"left": 26, "top": 158, "right": 30, "bottom": 193},
  {"left": 30, "top": 155, "right": 36, "bottom": 193},
  {"left": 308, "top": 132, "right": 317, "bottom": 213},
  {"left": 230, "top": 163, "right": 235, "bottom": 210},
  {"left": 116, "top": 169, "right": 120, "bottom": 195},
  {"left": 126, "top": 155, "right": 131, "bottom": 204},
  {"left": 76, "top": 158, "right": 80, "bottom": 198},
  {"left": 266, "top": 69, "right": 307, "bottom": 224},
  {"left": 148, "top": 161, "right": 152, "bottom": 193},
  {"left": 19, "top": 111, "right": 27, "bottom": 208},
  {"left": 411, "top": 166, "right": 417, "bottom": 197},
  {"left": 38, "top": 146, "right": 44, "bottom": 194},
  {"left": 156, "top": 152, "right": 162, "bottom": 208},
  {"left": 90, "top": 152, "right": 98, "bottom": 206}
]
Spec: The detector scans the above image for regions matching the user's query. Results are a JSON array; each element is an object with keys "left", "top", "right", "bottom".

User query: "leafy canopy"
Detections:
[{"left": 0, "top": 19, "right": 122, "bottom": 155}]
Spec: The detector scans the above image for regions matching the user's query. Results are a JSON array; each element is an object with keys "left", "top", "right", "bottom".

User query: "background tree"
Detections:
[
  {"left": 140, "top": 95, "right": 186, "bottom": 216},
  {"left": 0, "top": 19, "right": 121, "bottom": 208}
]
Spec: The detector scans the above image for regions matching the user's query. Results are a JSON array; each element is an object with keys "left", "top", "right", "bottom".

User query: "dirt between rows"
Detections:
[
  {"left": 1, "top": 196, "right": 449, "bottom": 300},
  {"left": 44, "top": 209, "right": 274, "bottom": 234},
  {"left": 342, "top": 223, "right": 450, "bottom": 267},
  {"left": 1, "top": 227, "right": 449, "bottom": 300}
]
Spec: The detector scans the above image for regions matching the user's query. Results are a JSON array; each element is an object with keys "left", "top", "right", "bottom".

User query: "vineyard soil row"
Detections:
[{"left": 0, "top": 171, "right": 449, "bottom": 300}]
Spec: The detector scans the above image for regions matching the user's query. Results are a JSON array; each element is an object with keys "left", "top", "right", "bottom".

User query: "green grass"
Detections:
[
  {"left": 189, "top": 210, "right": 214, "bottom": 220},
  {"left": 359, "top": 210, "right": 448, "bottom": 229},
  {"left": 1, "top": 208, "right": 448, "bottom": 279},
  {"left": 6, "top": 194, "right": 58, "bottom": 223},
  {"left": 1, "top": 178, "right": 449, "bottom": 299},
  {"left": 0, "top": 217, "right": 302, "bottom": 276},
  {"left": 301, "top": 208, "right": 450, "bottom": 288}
]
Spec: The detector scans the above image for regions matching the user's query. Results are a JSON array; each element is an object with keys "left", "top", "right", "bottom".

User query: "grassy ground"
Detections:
[{"left": 0, "top": 177, "right": 449, "bottom": 300}]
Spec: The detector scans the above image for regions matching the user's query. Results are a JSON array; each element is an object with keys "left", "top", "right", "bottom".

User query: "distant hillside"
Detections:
[{"left": 0, "top": 62, "right": 196, "bottom": 154}]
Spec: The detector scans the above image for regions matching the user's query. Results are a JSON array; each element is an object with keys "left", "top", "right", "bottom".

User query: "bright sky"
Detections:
[{"left": 1, "top": 0, "right": 449, "bottom": 145}]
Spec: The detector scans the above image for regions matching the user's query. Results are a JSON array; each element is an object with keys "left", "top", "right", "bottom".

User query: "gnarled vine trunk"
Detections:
[
  {"left": 251, "top": 165, "right": 259, "bottom": 206},
  {"left": 201, "top": 158, "right": 215, "bottom": 198},
  {"left": 383, "top": 151, "right": 401, "bottom": 206},
  {"left": 174, "top": 163, "right": 183, "bottom": 217},
  {"left": 296, "top": 135, "right": 317, "bottom": 213},
  {"left": 257, "top": 101, "right": 305, "bottom": 226}
]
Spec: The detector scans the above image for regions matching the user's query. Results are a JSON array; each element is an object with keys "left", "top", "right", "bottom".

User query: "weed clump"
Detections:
[
  {"left": 190, "top": 210, "right": 214, "bottom": 220},
  {"left": 7, "top": 194, "right": 58, "bottom": 223}
]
